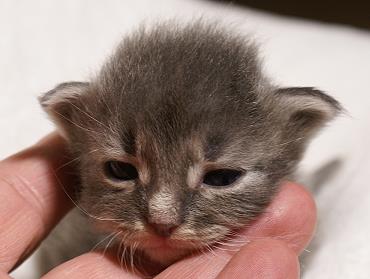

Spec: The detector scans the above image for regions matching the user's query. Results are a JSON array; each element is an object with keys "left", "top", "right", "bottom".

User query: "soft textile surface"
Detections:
[{"left": 1, "top": 0, "right": 369, "bottom": 278}]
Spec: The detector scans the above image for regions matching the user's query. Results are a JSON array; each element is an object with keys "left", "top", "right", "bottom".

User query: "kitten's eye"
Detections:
[
  {"left": 105, "top": 161, "right": 138, "bottom": 181},
  {"left": 203, "top": 169, "right": 243, "bottom": 187}
]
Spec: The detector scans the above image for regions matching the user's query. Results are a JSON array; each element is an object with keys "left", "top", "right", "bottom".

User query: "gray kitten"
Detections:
[{"left": 38, "top": 22, "right": 341, "bottom": 274}]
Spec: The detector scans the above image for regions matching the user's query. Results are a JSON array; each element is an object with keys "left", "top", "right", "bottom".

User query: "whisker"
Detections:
[
  {"left": 129, "top": 242, "right": 135, "bottom": 273},
  {"left": 67, "top": 101, "right": 119, "bottom": 136},
  {"left": 117, "top": 238, "right": 123, "bottom": 269},
  {"left": 55, "top": 149, "right": 99, "bottom": 172},
  {"left": 223, "top": 235, "right": 249, "bottom": 242},
  {"left": 214, "top": 241, "right": 246, "bottom": 248},
  {"left": 121, "top": 239, "right": 129, "bottom": 272},
  {"left": 132, "top": 241, "right": 140, "bottom": 276},
  {"left": 49, "top": 108, "right": 106, "bottom": 137},
  {"left": 101, "top": 231, "right": 122, "bottom": 258},
  {"left": 90, "top": 231, "right": 117, "bottom": 253},
  {"left": 212, "top": 246, "right": 239, "bottom": 252},
  {"left": 206, "top": 244, "right": 218, "bottom": 259},
  {"left": 118, "top": 232, "right": 130, "bottom": 272}
]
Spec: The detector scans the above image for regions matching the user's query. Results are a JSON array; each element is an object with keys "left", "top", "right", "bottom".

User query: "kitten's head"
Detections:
[{"left": 40, "top": 23, "right": 341, "bottom": 265}]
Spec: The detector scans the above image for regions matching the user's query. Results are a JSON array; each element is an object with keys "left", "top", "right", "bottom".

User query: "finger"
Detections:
[
  {"left": 0, "top": 133, "right": 74, "bottom": 272},
  {"left": 42, "top": 252, "right": 141, "bottom": 279},
  {"left": 0, "top": 271, "right": 11, "bottom": 279},
  {"left": 216, "top": 239, "right": 299, "bottom": 279},
  {"left": 241, "top": 181, "right": 317, "bottom": 254},
  {"left": 156, "top": 182, "right": 315, "bottom": 279}
]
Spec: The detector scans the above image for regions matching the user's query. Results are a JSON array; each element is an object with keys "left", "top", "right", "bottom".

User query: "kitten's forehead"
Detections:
[
  {"left": 93, "top": 98, "right": 265, "bottom": 169},
  {"left": 88, "top": 23, "right": 270, "bottom": 166},
  {"left": 133, "top": 129, "right": 204, "bottom": 168}
]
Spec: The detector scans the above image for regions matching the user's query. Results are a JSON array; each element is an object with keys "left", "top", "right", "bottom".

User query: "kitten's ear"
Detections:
[
  {"left": 39, "top": 82, "right": 89, "bottom": 138},
  {"left": 273, "top": 87, "right": 342, "bottom": 137}
]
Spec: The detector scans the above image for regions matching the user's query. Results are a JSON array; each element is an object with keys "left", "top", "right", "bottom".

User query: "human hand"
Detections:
[{"left": 0, "top": 133, "right": 316, "bottom": 278}]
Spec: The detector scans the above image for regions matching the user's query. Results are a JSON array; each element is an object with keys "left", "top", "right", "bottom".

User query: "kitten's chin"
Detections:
[
  {"left": 143, "top": 245, "right": 192, "bottom": 266},
  {"left": 134, "top": 235, "right": 201, "bottom": 266}
]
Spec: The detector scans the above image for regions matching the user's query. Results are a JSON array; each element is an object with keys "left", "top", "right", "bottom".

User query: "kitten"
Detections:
[{"left": 38, "top": 21, "right": 341, "bottom": 274}]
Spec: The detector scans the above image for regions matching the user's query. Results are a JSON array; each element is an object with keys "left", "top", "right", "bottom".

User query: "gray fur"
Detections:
[{"left": 39, "top": 21, "right": 341, "bottom": 273}]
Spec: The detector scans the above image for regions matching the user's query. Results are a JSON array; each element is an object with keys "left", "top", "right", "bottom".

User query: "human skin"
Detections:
[{"left": 0, "top": 133, "right": 316, "bottom": 279}]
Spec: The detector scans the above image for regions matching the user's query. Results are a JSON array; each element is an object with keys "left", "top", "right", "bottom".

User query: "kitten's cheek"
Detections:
[{"left": 241, "top": 182, "right": 317, "bottom": 254}]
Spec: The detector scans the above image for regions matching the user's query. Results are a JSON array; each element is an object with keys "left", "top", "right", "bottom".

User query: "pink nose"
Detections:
[{"left": 148, "top": 222, "right": 179, "bottom": 237}]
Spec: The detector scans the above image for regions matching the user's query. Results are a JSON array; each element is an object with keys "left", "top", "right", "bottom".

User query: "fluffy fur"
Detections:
[{"left": 39, "top": 21, "right": 341, "bottom": 274}]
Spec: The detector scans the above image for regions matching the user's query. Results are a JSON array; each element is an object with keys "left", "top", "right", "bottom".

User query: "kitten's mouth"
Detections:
[
  {"left": 106, "top": 222, "right": 227, "bottom": 266},
  {"left": 115, "top": 232, "right": 199, "bottom": 266},
  {"left": 118, "top": 229, "right": 206, "bottom": 258},
  {"left": 112, "top": 227, "right": 240, "bottom": 270},
  {"left": 134, "top": 233, "right": 197, "bottom": 250}
]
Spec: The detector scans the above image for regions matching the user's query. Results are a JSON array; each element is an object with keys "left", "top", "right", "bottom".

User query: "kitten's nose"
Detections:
[{"left": 148, "top": 221, "right": 179, "bottom": 237}]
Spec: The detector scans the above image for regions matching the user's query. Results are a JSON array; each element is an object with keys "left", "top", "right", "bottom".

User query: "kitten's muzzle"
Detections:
[{"left": 147, "top": 221, "right": 179, "bottom": 237}]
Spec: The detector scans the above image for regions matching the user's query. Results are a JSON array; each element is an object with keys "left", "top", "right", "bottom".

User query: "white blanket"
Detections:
[{"left": 1, "top": 0, "right": 369, "bottom": 278}]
